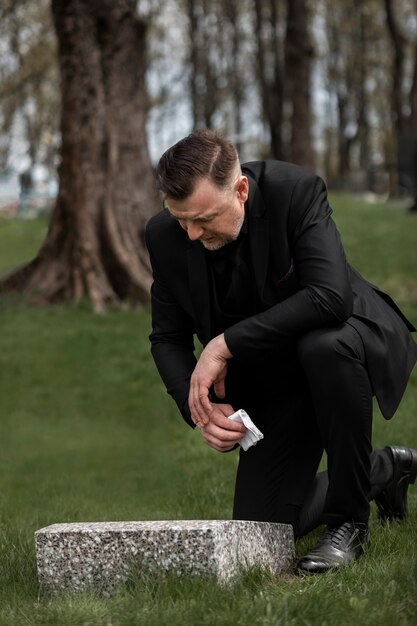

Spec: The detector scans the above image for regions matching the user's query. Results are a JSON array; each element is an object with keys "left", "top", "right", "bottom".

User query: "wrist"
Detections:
[{"left": 214, "top": 334, "right": 233, "bottom": 359}]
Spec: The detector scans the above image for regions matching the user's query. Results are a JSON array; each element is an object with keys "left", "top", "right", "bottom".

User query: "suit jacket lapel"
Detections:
[
  {"left": 246, "top": 173, "right": 270, "bottom": 302},
  {"left": 187, "top": 242, "right": 212, "bottom": 343}
]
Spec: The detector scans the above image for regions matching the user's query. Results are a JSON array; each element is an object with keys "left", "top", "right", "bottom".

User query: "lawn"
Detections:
[{"left": 0, "top": 195, "right": 416, "bottom": 625}]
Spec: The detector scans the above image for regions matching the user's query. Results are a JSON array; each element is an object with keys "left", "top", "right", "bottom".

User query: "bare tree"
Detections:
[
  {"left": 0, "top": 0, "right": 59, "bottom": 171},
  {"left": 321, "top": 0, "right": 387, "bottom": 184},
  {"left": 222, "top": 0, "right": 245, "bottom": 152},
  {"left": 1, "top": 0, "right": 158, "bottom": 312},
  {"left": 355, "top": 1, "right": 371, "bottom": 171},
  {"left": 253, "top": 0, "right": 286, "bottom": 159},
  {"left": 284, "top": 0, "right": 315, "bottom": 169},
  {"left": 384, "top": 0, "right": 417, "bottom": 132},
  {"left": 185, "top": 0, "right": 220, "bottom": 129},
  {"left": 384, "top": 0, "right": 408, "bottom": 136},
  {"left": 384, "top": 0, "right": 417, "bottom": 202}
]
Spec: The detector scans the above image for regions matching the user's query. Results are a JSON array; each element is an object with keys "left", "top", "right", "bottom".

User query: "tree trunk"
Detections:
[
  {"left": 1, "top": 0, "right": 158, "bottom": 312},
  {"left": 337, "top": 94, "right": 352, "bottom": 181},
  {"left": 185, "top": 0, "right": 218, "bottom": 130},
  {"left": 186, "top": 0, "right": 201, "bottom": 129},
  {"left": 253, "top": 0, "right": 285, "bottom": 159},
  {"left": 284, "top": 0, "right": 315, "bottom": 169},
  {"left": 384, "top": 0, "right": 407, "bottom": 136},
  {"left": 356, "top": 2, "right": 370, "bottom": 171},
  {"left": 409, "top": 41, "right": 417, "bottom": 130},
  {"left": 223, "top": 0, "right": 244, "bottom": 153}
]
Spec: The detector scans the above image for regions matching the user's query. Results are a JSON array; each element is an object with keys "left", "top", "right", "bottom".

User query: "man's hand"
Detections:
[
  {"left": 189, "top": 334, "right": 233, "bottom": 427},
  {"left": 195, "top": 404, "right": 246, "bottom": 452}
]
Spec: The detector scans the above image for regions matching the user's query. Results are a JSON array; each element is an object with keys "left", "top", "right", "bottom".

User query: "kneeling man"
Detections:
[{"left": 145, "top": 129, "right": 417, "bottom": 573}]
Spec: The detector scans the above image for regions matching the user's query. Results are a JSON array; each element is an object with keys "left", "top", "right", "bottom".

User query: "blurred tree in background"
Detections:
[
  {"left": 1, "top": 0, "right": 157, "bottom": 311},
  {"left": 285, "top": 0, "right": 315, "bottom": 169},
  {"left": 385, "top": 0, "right": 417, "bottom": 138},
  {"left": 0, "top": 0, "right": 59, "bottom": 174},
  {"left": 0, "top": 0, "right": 416, "bottom": 309}
]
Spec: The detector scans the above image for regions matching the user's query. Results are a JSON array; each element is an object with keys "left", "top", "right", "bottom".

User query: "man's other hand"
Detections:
[
  {"left": 195, "top": 404, "right": 246, "bottom": 452},
  {"left": 189, "top": 334, "right": 233, "bottom": 426}
]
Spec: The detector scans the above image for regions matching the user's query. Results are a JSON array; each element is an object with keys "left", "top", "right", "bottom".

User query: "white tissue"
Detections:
[{"left": 228, "top": 409, "right": 264, "bottom": 451}]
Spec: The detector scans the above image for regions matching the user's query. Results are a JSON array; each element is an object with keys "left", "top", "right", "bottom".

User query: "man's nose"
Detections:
[{"left": 186, "top": 221, "right": 204, "bottom": 241}]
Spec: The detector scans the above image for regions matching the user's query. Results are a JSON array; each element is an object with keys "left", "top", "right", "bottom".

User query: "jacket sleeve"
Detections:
[
  {"left": 145, "top": 222, "right": 197, "bottom": 428},
  {"left": 224, "top": 173, "right": 353, "bottom": 359}
]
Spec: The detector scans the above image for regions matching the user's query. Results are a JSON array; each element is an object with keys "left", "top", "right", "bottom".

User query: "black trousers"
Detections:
[{"left": 230, "top": 323, "right": 394, "bottom": 538}]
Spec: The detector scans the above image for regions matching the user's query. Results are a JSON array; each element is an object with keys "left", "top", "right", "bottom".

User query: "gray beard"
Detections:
[
  {"left": 201, "top": 211, "right": 244, "bottom": 251},
  {"left": 201, "top": 238, "right": 233, "bottom": 251}
]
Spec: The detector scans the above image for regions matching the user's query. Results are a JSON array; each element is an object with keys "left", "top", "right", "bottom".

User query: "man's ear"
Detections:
[{"left": 237, "top": 176, "right": 249, "bottom": 203}]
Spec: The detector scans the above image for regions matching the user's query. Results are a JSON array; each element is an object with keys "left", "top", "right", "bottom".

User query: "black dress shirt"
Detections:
[{"left": 207, "top": 212, "right": 258, "bottom": 320}]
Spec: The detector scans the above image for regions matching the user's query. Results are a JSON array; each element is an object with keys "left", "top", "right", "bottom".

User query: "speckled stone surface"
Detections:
[{"left": 35, "top": 520, "right": 295, "bottom": 595}]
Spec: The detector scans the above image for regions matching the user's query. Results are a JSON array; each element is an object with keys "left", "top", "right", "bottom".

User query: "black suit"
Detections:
[{"left": 146, "top": 160, "right": 417, "bottom": 534}]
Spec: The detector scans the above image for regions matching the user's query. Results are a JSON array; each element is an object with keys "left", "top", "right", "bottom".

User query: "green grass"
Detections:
[
  {"left": 0, "top": 217, "right": 48, "bottom": 276},
  {"left": 0, "top": 197, "right": 416, "bottom": 625}
]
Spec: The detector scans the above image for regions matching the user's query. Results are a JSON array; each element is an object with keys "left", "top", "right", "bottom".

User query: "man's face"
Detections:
[{"left": 165, "top": 174, "right": 249, "bottom": 251}]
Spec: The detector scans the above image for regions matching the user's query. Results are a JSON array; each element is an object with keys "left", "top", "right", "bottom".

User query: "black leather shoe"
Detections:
[
  {"left": 374, "top": 446, "right": 417, "bottom": 521},
  {"left": 297, "top": 522, "right": 369, "bottom": 574}
]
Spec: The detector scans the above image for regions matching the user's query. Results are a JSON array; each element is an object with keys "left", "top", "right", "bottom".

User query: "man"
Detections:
[{"left": 145, "top": 129, "right": 417, "bottom": 574}]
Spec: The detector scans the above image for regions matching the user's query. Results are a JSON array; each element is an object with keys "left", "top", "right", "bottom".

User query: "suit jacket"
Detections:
[{"left": 145, "top": 160, "right": 417, "bottom": 427}]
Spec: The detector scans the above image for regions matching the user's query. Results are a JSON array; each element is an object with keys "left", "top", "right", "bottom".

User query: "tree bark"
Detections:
[
  {"left": 223, "top": 0, "right": 244, "bottom": 153},
  {"left": 0, "top": 0, "right": 158, "bottom": 312},
  {"left": 356, "top": 2, "right": 370, "bottom": 171},
  {"left": 337, "top": 94, "right": 353, "bottom": 180},
  {"left": 253, "top": 0, "right": 285, "bottom": 159},
  {"left": 409, "top": 36, "right": 417, "bottom": 130},
  {"left": 384, "top": 0, "right": 407, "bottom": 135},
  {"left": 284, "top": 0, "right": 315, "bottom": 169},
  {"left": 185, "top": 0, "right": 218, "bottom": 129}
]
